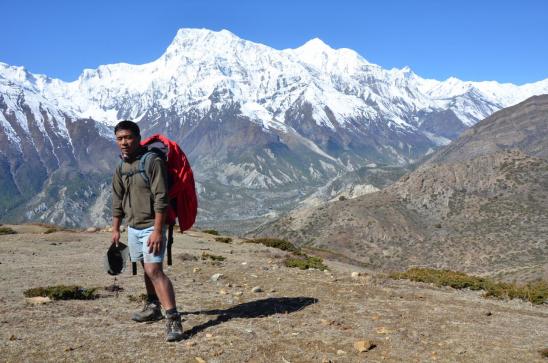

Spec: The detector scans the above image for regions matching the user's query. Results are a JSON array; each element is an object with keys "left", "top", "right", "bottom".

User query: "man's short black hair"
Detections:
[{"left": 114, "top": 120, "right": 140, "bottom": 137}]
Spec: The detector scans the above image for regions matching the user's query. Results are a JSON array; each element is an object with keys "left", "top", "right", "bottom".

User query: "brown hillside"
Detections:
[{"left": 252, "top": 95, "right": 548, "bottom": 282}]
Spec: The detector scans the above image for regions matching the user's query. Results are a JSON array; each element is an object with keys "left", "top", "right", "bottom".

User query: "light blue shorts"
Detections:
[{"left": 128, "top": 225, "right": 167, "bottom": 264}]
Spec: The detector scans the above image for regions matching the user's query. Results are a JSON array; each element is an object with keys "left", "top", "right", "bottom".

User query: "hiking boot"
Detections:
[
  {"left": 132, "top": 301, "right": 163, "bottom": 322},
  {"left": 165, "top": 313, "right": 184, "bottom": 342}
]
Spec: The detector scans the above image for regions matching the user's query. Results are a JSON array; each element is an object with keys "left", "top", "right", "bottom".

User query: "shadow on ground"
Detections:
[{"left": 182, "top": 297, "right": 318, "bottom": 338}]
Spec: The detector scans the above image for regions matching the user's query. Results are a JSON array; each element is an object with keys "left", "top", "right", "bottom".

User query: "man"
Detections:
[{"left": 111, "top": 120, "right": 183, "bottom": 342}]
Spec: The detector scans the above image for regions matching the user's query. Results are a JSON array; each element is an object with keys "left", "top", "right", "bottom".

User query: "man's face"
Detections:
[{"left": 115, "top": 129, "right": 140, "bottom": 159}]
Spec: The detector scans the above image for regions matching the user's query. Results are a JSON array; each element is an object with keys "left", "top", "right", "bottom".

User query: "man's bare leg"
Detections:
[
  {"left": 141, "top": 261, "right": 156, "bottom": 297},
  {"left": 143, "top": 262, "right": 176, "bottom": 310}
]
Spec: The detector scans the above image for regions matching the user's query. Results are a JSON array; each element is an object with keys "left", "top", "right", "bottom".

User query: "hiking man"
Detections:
[{"left": 111, "top": 120, "right": 183, "bottom": 342}]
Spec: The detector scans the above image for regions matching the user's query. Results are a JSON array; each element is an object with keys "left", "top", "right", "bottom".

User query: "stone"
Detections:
[
  {"left": 234, "top": 291, "right": 243, "bottom": 297},
  {"left": 195, "top": 358, "right": 206, "bottom": 363},
  {"left": 354, "top": 340, "right": 376, "bottom": 353},
  {"left": 351, "top": 271, "right": 362, "bottom": 278},
  {"left": 193, "top": 267, "right": 201, "bottom": 273},
  {"left": 336, "top": 350, "right": 346, "bottom": 355},
  {"left": 251, "top": 286, "right": 263, "bottom": 293},
  {"left": 25, "top": 296, "right": 52, "bottom": 305},
  {"left": 210, "top": 273, "right": 224, "bottom": 282},
  {"left": 376, "top": 326, "right": 394, "bottom": 334},
  {"left": 219, "top": 289, "right": 228, "bottom": 295},
  {"left": 86, "top": 227, "right": 98, "bottom": 233}
]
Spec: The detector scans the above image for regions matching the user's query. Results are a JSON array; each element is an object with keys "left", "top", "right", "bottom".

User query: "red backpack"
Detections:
[
  {"left": 141, "top": 134, "right": 198, "bottom": 231},
  {"left": 126, "top": 134, "right": 198, "bottom": 271}
]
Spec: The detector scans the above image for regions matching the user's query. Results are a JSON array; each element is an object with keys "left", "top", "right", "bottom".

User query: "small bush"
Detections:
[
  {"left": 246, "top": 238, "right": 299, "bottom": 253},
  {"left": 44, "top": 228, "right": 58, "bottom": 234},
  {"left": 127, "top": 293, "right": 147, "bottom": 303},
  {"left": 285, "top": 256, "right": 328, "bottom": 271},
  {"left": 390, "top": 268, "right": 547, "bottom": 305},
  {"left": 0, "top": 227, "right": 16, "bottom": 235},
  {"left": 24, "top": 285, "right": 98, "bottom": 300},
  {"left": 215, "top": 237, "right": 232, "bottom": 243},
  {"left": 202, "top": 229, "right": 219, "bottom": 236},
  {"left": 338, "top": 195, "right": 347, "bottom": 201},
  {"left": 201, "top": 252, "right": 225, "bottom": 261},
  {"left": 539, "top": 348, "right": 548, "bottom": 358},
  {"left": 177, "top": 253, "right": 198, "bottom": 261}
]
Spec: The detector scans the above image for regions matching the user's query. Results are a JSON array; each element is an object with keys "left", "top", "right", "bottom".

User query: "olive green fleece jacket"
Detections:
[{"left": 112, "top": 152, "right": 168, "bottom": 229}]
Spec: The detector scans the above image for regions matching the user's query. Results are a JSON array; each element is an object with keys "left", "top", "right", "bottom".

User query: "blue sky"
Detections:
[{"left": 2, "top": 0, "right": 547, "bottom": 84}]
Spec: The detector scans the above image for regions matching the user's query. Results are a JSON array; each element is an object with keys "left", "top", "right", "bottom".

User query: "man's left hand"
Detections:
[{"left": 147, "top": 230, "right": 163, "bottom": 255}]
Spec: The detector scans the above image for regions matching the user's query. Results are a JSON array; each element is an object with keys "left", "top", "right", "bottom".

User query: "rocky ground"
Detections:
[{"left": 0, "top": 225, "right": 547, "bottom": 362}]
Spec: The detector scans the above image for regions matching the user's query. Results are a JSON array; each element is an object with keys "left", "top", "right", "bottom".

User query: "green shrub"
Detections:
[
  {"left": 127, "top": 293, "right": 147, "bottom": 303},
  {"left": 390, "top": 268, "right": 547, "bottom": 305},
  {"left": 202, "top": 229, "right": 219, "bottom": 236},
  {"left": 201, "top": 252, "right": 225, "bottom": 261},
  {"left": 177, "top": 253, "right": 198, "bottom": 261},
  {"left": 0, "top": 227, "right": 16, "bottom": 235},
  {"left": 24, "top": 285, "right": 98, "bottom": 300},
  {"left": 246, "top": 238, "right": 299, "bottom": 253},
  {"left": 285, "top": 256, "right": 328, "bottom": 271},
  {"left": 44, "top": 228, "right": 58, "bottom": 234},
  {"left": 215, "top": 237, "right": 232, "bottom": 243}
]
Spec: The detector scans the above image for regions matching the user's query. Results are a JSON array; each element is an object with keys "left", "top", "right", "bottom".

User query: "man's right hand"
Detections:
[{"left": 112, "top": 230, "right": 121, "bottom": 246}]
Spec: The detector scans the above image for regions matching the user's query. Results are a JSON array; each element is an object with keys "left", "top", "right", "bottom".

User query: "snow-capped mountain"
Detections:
[{"left": 1, "top": 28, "right": 547, "bottom": 229}]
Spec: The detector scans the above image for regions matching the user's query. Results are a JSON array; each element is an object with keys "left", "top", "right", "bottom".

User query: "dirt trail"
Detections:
[{"left": 0, "top": 226, "right": 546, "bottom": 362}]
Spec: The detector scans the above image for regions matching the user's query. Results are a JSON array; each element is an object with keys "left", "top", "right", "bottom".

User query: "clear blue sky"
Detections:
[{"left": 2, "top": 0, "right": 547, "bottom": 84}]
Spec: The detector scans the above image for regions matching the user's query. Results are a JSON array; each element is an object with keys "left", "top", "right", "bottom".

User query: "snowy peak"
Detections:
[
  {"left": 291, "top": 38, "right": 370, "bottom": 74},
  {"left": 297, "top": 38, "right": 333, "bottom": 53},
  {"left": 1, "top": 27, "right": 548, "bottom": 131}
]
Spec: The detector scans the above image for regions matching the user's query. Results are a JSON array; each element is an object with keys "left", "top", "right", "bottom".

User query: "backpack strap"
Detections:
[
  {"left": 119, "top": 151, "right": 156, "bottom": 185},
  {"left": 139, "top": 152, "right": 155, "bottom": 186},
  {"left": 167, "top": 224, "right": 174, "bottom": 266}
]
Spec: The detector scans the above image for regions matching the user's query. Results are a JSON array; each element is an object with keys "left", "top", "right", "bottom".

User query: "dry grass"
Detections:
[
  {"left": 0, "top": 226, "right": 17, "bottom": 235},
  {"left": 390, "top": 268, "right": 547, "bottom": 305},
  {"left": 284, "top": 255, "right": 328, "bottom": 271},
  {"left": 201, "top": 252, "right": 226, "bottom": 261},
  {"left": 215, "top": 237, "right": 232, "bottom": 243},
  {"left": 202, "top": 229, "right": 220, "bottom": 236},
  {"left": 24, "top": 285, "right": 98, "bottom": 300},
  {"left": 245, "top": 237, "right": 299, "bottom": 253}
]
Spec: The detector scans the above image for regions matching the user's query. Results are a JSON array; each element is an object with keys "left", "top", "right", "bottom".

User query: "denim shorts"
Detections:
[{"left": 128, "top": 225, "right": 167, "bottom": 264}]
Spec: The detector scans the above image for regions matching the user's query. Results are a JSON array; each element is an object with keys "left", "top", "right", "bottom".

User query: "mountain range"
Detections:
[
  {"left": 1, "top": 28, "right": 547, "bottom": 229},
  {"left": 253, "top": 95, "right": 548, "bottom": 281}
]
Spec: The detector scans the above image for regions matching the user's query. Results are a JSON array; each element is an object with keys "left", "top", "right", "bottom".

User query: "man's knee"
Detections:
[{"left": 143, "top": 263, "right": 164, "bottom": 281}]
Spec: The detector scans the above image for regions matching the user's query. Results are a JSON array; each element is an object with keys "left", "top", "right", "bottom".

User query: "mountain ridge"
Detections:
[
  {"left": 1, "top": 28, "right": 548, "bottom": 228},
  {"left": 251, "top": 95, "right": 548, "bottom": 281}
]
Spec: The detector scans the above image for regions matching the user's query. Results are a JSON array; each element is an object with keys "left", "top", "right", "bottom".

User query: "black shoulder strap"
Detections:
[
  {"left": 119, "top": 152, "right": 156, "bottom": 186},
  {"left": 139, "top": 152, "right": 155, "bottom": 186}
]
